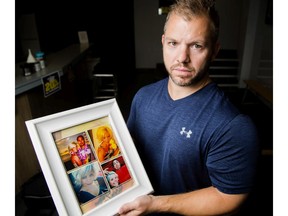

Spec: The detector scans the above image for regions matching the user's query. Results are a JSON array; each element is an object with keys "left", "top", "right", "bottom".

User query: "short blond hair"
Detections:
[{"left": 96, "top": 126, "right": 113, "bottom": 141}]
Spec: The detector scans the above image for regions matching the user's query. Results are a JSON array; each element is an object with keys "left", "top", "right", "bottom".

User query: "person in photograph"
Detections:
[
  {"left": 76, "top": 134, "right": 95, "bottom": 164},
  {"left": 106, "top": 171, "right": 119, "bottom": 188},
  {"left": 113, "top": 159, "right": 131, "bottom": 184},
  {"left": 72, "top": 163, "right": 108, "bottom": 204},
  {"left": 96, "top": 126, "right": 120, "bottom": 162},
  {"left": 68, "top": 142, "right": 82, "bottom": 168},
  {"left": 118, "top": 0, "right": 259, "bottom": 215}
]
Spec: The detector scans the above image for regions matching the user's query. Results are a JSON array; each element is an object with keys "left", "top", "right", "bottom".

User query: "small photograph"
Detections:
[
  {"left": 88, "top": 125, "right": 121, "bottom": 163},
  {"left": 68, "top": 162, "right": 109, "bottom": 204},
  {"left": 54, "top": 132, "right": 96, "bottom": 171},
  {"left": 102, "top": 156, "right": 132, "bottom": 185},
  {"left": 75, "top": 134, "right": 96, "bottom": 164}
]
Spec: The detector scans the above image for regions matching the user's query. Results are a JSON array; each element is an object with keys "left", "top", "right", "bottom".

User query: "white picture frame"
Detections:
[{"left": 25, "top": 99, "right": 153, "bottom": 216}]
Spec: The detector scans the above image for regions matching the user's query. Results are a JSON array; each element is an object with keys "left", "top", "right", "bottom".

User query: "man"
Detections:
[{"left": 118, "top": 0, "right": 258, "bottom": 215}]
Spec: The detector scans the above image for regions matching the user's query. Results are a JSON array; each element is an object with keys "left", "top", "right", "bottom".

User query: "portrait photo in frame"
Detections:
[{"left": 25, "top": 99, "right": 153, "bottom": 216}]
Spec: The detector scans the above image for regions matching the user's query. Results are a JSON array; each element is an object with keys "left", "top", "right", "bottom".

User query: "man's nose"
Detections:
[{"left": 177, "top": 46, "right": 190, "bottom": 63}]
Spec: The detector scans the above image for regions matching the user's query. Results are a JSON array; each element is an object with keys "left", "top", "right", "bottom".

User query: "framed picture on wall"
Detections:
[{"left": 25, "top": 99, "right": 153, "bottom": 216}]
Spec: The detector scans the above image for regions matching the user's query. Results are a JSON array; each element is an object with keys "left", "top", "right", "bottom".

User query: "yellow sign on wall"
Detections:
[{"left": 42, "top": 71, "right": 61, "bottom": 97}]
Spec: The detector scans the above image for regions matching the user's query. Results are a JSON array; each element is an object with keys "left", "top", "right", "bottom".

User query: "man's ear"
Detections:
[
  {"left": 161, "top": 34, "right": 165, "bottom": 46},
  {"left": 212, "top": 41, "right": 220, "bottom": 61}
]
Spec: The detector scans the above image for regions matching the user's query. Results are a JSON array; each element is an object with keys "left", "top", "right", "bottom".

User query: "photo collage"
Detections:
[{"left": 52, "top": 116, "right": 134, "bottom": 213}]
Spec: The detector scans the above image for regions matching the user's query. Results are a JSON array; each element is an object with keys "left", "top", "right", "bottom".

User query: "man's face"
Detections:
[{"left": 162, "top": 13, "right": 218, "bottom": 87}]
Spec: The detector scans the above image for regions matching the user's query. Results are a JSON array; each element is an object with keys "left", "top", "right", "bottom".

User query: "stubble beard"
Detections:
[{"left": 168, "top": 65, "right": 209, "bottom": 87}]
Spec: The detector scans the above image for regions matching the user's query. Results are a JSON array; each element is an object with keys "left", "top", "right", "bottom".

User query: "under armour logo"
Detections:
[{"left": 180, "top": 127, "right": 192, "bottom": 138}]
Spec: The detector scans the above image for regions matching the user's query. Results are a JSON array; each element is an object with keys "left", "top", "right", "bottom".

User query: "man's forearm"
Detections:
[{"left": 149, "top": 186, "right": 247, "bottom": 216}]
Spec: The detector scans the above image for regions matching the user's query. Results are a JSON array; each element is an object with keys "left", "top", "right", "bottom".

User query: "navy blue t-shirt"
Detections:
[{"left": 127, "top": 78, "right": 259, "bottom": 198}]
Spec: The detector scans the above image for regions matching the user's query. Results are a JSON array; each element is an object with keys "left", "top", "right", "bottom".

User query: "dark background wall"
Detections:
[
  {"left": 16, "top": 0, "right": 272, "bottom": 88},
  {"left": 15, "top": 0, "right": 136, "bottom": 86}
]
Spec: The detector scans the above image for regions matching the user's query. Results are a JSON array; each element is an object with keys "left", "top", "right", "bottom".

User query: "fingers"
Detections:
[
  {"left": 118, "top": 195, "right": 153, "bottom": 216},
  {"left": 118, "top": 202, "right": 135, "bottom": 215}
]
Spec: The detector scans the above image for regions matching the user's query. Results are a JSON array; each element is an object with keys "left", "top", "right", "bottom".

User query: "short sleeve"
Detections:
[{"left": 206, "top": 114, "right": 259, "bottom": 194}]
